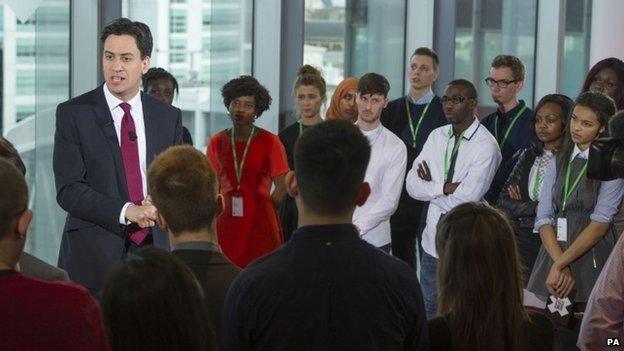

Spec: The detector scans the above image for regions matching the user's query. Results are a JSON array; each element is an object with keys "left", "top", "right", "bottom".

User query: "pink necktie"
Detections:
[{"left": 119, "top": 102, "right": 148, "bottom": 245}]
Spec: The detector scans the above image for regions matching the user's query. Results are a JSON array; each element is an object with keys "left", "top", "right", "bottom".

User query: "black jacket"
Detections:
[{"left": 496, "top": 148, "right": 540, "bottom": 229}]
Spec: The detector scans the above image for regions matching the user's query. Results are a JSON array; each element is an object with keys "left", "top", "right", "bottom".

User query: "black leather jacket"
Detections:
[{"left": 496, "top": 148, "right": 540, "bottom": 229}]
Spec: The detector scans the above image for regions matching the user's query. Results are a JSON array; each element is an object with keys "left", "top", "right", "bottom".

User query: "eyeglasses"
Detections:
[
  {"left": 484, "top": 77, "right": 518, "bottom": 88},
  {"left": 441, "top": 95, "right": 476, "bottom": 104}
]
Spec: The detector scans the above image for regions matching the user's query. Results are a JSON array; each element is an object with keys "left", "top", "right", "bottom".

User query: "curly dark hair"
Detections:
[
  {"left": 142, "top": 67, "right": 179, "bottom": 97},
  {"left": 101, "top": 18, "right": 153, "bottom": 59},
  {"left": 221, "top": 75, "right": 272, "bottom": 117}
]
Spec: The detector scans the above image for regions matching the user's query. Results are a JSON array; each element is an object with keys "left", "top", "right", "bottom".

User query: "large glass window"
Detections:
[
  {"left": 304, "top": 0, "right": 407, "bottom": 106},
  {"left": 561, "top": 0, "right": 592, "bottom": 98},
  {"left": 1, "top": 1, "right": 71, "bottom": 265},
  {"left": 454, "top": 0, "right": 537, "bottom": 111},
  {"left": 124, "top": 0, "right": 252, "bottom": 149}
]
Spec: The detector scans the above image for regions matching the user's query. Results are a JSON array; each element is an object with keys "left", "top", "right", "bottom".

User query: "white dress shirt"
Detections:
[
  {"left": 353, "top": 124, "right": 407, "bottom": 247},
  {"left": 406, "top": 117, "right": 501, "bottom": 258},
  {"left": 103, "top": 84, "right": 147, "bottom": 224}
]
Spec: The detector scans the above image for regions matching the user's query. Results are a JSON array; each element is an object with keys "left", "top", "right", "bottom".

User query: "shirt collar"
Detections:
[
  {"left": 103, "top": 84, "right": 142, "bottom": 113},
  {"left": 360, "top": 123, "right": 382, "bottom": 136},
  {"left": 409, "top": 89, "right": 434, "bottom": 105},
  {"left": 451, "top": 116, "right": 480, "bottom": 140},
  {"left": 290, "top": 224, "right": 360, "bottom": 243},
  {"left": 172, "top": 241, "right": 220, "bottom": 252},
  {"left": 498, "top": 99, "right": 526, "bottom": 118},
  {"left": 571, "top": 144, "right": 589, "bottom": 160}
]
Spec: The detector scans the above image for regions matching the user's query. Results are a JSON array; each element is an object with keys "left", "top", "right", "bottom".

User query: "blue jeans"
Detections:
[{"left": 420, "top": 250, "right": 438, "bottom": 318}]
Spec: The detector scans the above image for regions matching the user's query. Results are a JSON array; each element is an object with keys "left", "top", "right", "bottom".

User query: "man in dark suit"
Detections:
[
  {"left": 53, "top": 18, "right": 182, "bottom": 294},
  {"left": 147, "top": 145, "right": 240, "bottom": 334}
]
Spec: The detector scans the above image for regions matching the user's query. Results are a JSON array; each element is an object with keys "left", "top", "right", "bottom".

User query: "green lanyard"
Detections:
[
  {"left": 562, "top": 151, "right": 588, "bottom": 209},
  {"left": 230, "top": 125, "right": 256, "bottom": 191},
  {"left": 298, "top": 120, "right": 304, "bottom": 135},
  {"left": 405, "top": 96, "right": 431, "bottom": 149},
  {"left": 443, "top": 128, "right": 465, "bottom": 179},
  {"left": 494, "top": 105, "right": 527, "bottom": 149}
]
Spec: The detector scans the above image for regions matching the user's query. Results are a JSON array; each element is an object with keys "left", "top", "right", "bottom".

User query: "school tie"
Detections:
[
  {"left": 119, "top": 102, "right": 148, "bottom": 245},
  {"left": 532, "top": 152, "right": 553, "bottom": 200}
]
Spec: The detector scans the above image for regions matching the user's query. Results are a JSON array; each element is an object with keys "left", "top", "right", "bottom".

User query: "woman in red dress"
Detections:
[{"left": 207, "top": 76, "right": 289, "bottom": 267}]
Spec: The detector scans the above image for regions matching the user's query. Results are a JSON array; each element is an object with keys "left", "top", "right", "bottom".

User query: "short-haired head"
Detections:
[
  {"left": 447, "top": 79, "right": 478, "bottom": 100},
  {"left": 294, "top": 64, "right": 326, "bottom": 99},
  {"left": 221, "top": 75, "right": 272, "bottom": 117},
  {"left": 0, "top": 159, "right": 28, "bottom": 236},
  {"left": 0, "top": 137, "right": 26, "bottom": 175},
  {"left": 101, "top": 247, "right": 214, "bottom": 351},
  {"left": 357, "top": 73, "right": 390, "bottom": 98},
  {"left": 411, "top": 47, "right": 439, "bottom": 70},
  {"left": 491, "top": 54, "right": 525, "bottom": 82},
  {"left": 142, "top": 67, "right": 179, "bottom": 97},
  {"left": 294, "top": 120, "right": 370, "bottom": 216},
  {"left": 148, "top": 145, "right": 219, "bottom": 235},
  {"left": 101, "top": 18, "right": 153, "bottom": 59}
]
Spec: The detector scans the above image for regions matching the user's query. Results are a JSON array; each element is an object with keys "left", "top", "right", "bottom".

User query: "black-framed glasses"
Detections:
[
  {"left": 441, "top": 95, "right": 476, "bottom": 104},
  {"left": 484, "top": 77, "right": 518, "bottom": 88}
]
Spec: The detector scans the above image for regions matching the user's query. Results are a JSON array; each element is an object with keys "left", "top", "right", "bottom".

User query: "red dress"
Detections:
[{"left": 207, "top": 128, "right": 289, "bottom": 267}]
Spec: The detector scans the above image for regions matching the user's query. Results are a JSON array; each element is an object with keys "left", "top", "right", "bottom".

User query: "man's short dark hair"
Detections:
[
  {"left": 101, "top": 18, "right": 153, "bottom": 58},
  {"left": 411, "top": 47, "right": 439, "bottom": 70},
  {"left": 491, "top": 55, "right": 525, "bottom": 82},
  {"left": 294, "top": 120, "right": 370, "bottom": 216},
  {"left": 148, "top": 145, "right": 219, "bottom": 234},
  {"left": 0, "top": 159, "right": 28, "bottom": 236},
  {"left": 447, "top": 79, "right": 478, "bottom": 100},
  {"left": 357, "top": 73, "right": 390, "bottom": 98}
]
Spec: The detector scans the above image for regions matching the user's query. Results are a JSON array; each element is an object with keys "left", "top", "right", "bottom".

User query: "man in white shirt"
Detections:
[
  {"left": 353, "top": 73, "right": 407, "bottom": 253},
  {"left": 406, "top": 79, "right": 501, "bottom": 317}
]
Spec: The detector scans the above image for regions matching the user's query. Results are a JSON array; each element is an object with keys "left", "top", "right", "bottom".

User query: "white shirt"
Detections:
[
  {"left": 406, "top": 118, "right": 501, "bottom": 258},
  {"left": 353, "top": 124, "right": 407, "bottom": 247},
  {"left": 102, "top": 84, "right": 147, "bottom": 224}
]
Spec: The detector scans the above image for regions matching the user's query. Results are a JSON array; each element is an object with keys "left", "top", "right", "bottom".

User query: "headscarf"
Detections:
[{"left": 325, "top": 77, "right": 358, "bottom": 122}]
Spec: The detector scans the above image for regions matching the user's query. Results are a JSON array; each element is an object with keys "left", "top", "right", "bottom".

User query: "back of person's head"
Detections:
[
  {"left": 491, "top": 54, "right": 525, "bottom": 82},
  {"left": 357, "top": 73, "right": 390, "bottom": 97},
  {"left": 142, "top": 67, "right": 179, "bottom": 98},
  {"left": 100, "top": 17, "right": 153, "bottom": 59},
  {"left": 294, "top": 64, "right": 327, "bottom": 99},
  {"left": 294, "top": 119, "right": 370, "bottom": 216},
  {"left": 411, "top": 47, "right": 439, "bottom": 70},
  {"left": 0, "top": 158, "right": 30, "bottom": 261},
  {"left": 148, "top": 145, "right": 220, "bottom": 235},
  {"left": 221, "top": 75, "right": 272, "bottom": 117},
  {"left": 0, "top": 137, "right": 26, "bottom": 175},
  {"left": 101, "top": 247, "right": 215, "bottom": 351},
  {"left": 436, "top": 202, "right": 528, "bottom": 351}
]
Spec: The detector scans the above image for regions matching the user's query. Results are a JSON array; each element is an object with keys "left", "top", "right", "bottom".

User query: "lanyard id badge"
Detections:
[
  {"left": 231, "top": 196, "right": 244, "bottom": 217},
  {"left": 230, "top": 125, "right": 256, "bottom": 217},
  {"left": 556, "top": 217, "right": 568, "bottom": 242}
]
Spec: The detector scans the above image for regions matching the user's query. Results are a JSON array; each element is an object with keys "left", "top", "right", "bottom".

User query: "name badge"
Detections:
[
  {"left": 557, "top": 217, "right": 567, "bottom": 242},
  {"left": 232, "top": 196, "right": 244, "bottom": 217}
]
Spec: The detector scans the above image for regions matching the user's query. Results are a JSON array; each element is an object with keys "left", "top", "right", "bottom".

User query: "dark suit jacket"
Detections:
[
  {"left": 53, "top": 84, "right": 182, "bottom": 293},
  {"left": 172, "top": 249, "right": 240, "bottom": 333}
]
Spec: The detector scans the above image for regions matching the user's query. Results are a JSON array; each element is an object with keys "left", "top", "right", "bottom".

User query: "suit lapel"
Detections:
[
  {"left": 142, "top": 92, "right": 158, "bottom": 168},
  {"left": 93, "top": 85, "right": 130, "bottom": 200}
]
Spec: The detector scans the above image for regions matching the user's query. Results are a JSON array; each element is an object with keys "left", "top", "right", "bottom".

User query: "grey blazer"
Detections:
[
  {"left": 53, "top": 85, "right": 182, "bottom": 294},
  {"left": 19, "top": 252, "right": 69, "bottom": 281}
]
